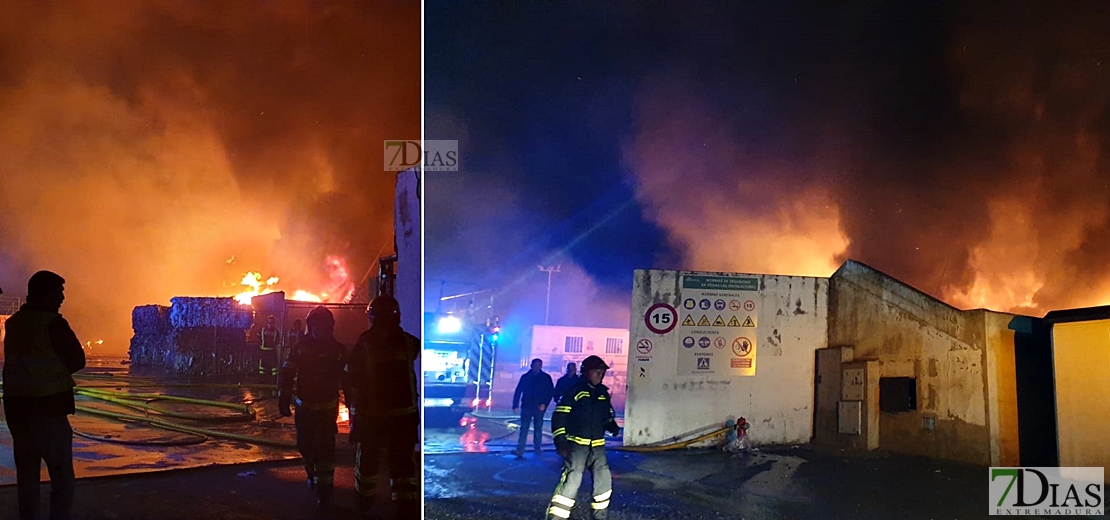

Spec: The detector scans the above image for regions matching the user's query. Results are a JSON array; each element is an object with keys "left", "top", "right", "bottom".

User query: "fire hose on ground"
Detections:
[
  {"left": 0, "top": 382, "right": 298, "bottom": 449},
  {"left": 465, "top": 412, "right": 740, "bottom": 453}
]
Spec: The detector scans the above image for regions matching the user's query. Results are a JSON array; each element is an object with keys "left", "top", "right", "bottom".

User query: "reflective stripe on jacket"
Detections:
[
  {"left": 552, "top": 380, "right": 618, "bottom": 447},
  {"left": 2, "top": 309, "right": 75, "bottom": 397}
]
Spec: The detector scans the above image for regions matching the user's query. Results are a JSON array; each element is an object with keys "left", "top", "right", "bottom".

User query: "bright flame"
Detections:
[
  {"left": 291, "top": 290, "right": 324, "bottom": 303},
  {"left": 337, "top": 403, "right": 349, "bottom": 424},
  {"left": 231, "top": 255, "right": 353, "bottom": 306}
]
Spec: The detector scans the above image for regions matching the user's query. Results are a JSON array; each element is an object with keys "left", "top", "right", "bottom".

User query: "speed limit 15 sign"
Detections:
[{"left": 645, "top": 303, "right": 678, "bottom": 335}]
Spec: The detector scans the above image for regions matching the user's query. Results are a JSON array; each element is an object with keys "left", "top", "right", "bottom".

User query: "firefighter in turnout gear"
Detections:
[
  {"left": 278, "top": 306, "right": 348, "bottom": 508},
  {"left": 259, "top": 314, "right": 280, "bottom": 378},
  {"left": 547, "top": 355, "right": 621, "bottom": 520},
  {"left": 347, "top": 295, "right": 420, "bottom": 520}
]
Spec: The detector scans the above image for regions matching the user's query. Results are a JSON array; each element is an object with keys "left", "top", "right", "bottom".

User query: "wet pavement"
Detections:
[
  {"left": 425, "top": 420, "right": 1109, "bottom": 520},
  {"left": 0, "top": 358, "right": 337, "bottom": 484},
  {"left": 0, "top": 456, "right": 385, "bottom": 520}
]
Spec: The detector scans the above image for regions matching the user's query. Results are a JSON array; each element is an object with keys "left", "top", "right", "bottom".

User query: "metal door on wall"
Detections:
[{"left": 813, "top": 348, "right": 844, "bottom": 443}]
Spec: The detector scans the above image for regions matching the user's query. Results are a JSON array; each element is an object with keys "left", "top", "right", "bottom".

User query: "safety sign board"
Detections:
[
  {"left": 677, "top": 274, "right": 760, "bottom": 376},
  {"left": 645, "top": 303, "right": 678, "bottom": 335},
  {"left": 636, "top": 339, "right": 653, "bottom": 355}
]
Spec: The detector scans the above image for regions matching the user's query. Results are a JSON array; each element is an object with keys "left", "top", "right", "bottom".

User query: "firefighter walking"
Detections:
[
  {"left": 278, "top": 306, "right": 348, "bottom": 508},
  {"left": 347, "top": 295, "right": 421, "bottom": 520},
  {"left": 547, "top": 355, "right": 621, "bottom": 520}
]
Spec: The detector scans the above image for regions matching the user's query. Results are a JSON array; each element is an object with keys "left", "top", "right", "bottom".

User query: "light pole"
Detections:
[{"left": 538, "top": 265, "right": 561, "bottom": 325}]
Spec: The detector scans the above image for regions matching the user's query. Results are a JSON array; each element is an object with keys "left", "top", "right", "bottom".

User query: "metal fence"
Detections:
[{"left": 0, "top": 295, "right": 21, "bottom": 316}]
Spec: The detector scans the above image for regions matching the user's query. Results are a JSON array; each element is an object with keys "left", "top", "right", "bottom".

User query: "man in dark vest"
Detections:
[
  {"left": 3, "top": 270, "right": 86, "bottom": 520},
  {"left": 347, "top": 295, "right": 420, "bottom": 520}
]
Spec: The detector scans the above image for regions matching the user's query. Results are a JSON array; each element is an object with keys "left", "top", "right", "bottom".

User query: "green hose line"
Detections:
[
  {"left": 75, "top": 382, "right": 279, "bottom": 390},
  {"left": 74, "top": 405, "right": 297, "bottom": 450},
  {"left": 74, "top": 388, "right": 256, "bottom": 423},
  {"left": 72, "top": 424, "right": 209, "bottom": 447},
  {"left": 1, "top": 379, "right": 295, "bottom": 450}
]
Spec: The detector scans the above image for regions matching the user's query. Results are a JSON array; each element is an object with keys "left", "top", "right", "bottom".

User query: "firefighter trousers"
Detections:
[
  {"left": 355, "top": 413, "right": 420, "bottom": 519},
  {"left": 294, "top": 407, "right": 338, "bottom": 500},
  {"left": 548, "top": 444, "right": 612, "bottom": 520}
]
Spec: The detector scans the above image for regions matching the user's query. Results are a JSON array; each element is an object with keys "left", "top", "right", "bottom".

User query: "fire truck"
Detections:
[{"left": 423, "top": 299, "right": 498, "bottom": 422}]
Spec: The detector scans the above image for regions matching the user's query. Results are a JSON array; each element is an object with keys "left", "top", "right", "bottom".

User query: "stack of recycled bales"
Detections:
[{"left": 128, "top": 297, "right": 255, "bottom": 376}]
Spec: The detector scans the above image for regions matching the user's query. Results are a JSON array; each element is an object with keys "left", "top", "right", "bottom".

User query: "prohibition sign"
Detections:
[
  {"left": 743, "top": 300, "right": 756, "bottom": 312},
  {"left": 645, "top": 303, "right": 678, "bottom": 335},
  {"left": 729, "top": 300, "right": 741, "bottom": 311},
  {"left": 732, "top": 337, "right": 753, "bottom": 357},
  {"left": 636, "top": 339, "right": 653, "bottom": 354}
]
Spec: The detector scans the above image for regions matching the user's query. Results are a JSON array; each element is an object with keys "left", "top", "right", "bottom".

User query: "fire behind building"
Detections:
[{"left": 624, "top": 260, "right": 1110, "bottom": 471}]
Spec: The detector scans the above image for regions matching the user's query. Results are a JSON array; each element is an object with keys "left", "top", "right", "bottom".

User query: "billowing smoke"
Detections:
[
  {"left": 0, "top": 1, "right": 419, "bottom": 355},
  {"left": 622, "top": 2, "right": 1110, "bottom": 315},
  {"left": 424, "top": 112, "right": 631, "bottom": 354}
]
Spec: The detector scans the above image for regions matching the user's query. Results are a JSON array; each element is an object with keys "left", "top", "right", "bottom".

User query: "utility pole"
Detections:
[{"left": 538, "top": 265, "right": 561, "bottom": 325}]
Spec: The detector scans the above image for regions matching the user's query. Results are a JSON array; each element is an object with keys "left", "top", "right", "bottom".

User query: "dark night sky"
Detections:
[{"left": 427, "top": 1, "right": 1110, "bottom": 332}]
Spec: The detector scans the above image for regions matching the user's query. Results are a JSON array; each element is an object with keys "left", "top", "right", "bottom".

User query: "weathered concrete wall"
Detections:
[
  {"left": 395, "top": 168, "right": 421, "bottom": 340},
  {"left": 1051, "top": 320, "right": 1110, "bottom": 469},
  {"left": 827, "top": 261, "right": 1016, "bottom": 465},
  {"left": 982, "top": 311, "right": 1020, "bottom": 466},
  {"left": 626, "top": 270, "right": 827, "bottom": 447}
]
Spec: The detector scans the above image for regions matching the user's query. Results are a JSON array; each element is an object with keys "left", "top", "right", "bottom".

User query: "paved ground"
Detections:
[
  {"left": 0, "top": 359, "right": 311, "bottom": 484},
  {"left": 0, "top": 454, "right": 411, "bottom": 520},
  {"left": 425, "top": 424, "right": 1109, "bottom": 520}
]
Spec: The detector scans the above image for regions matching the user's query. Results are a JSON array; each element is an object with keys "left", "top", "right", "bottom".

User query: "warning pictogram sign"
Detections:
[
  {"left": 713, "top": 315, "right": 726, "bottom": 327},
  {"left": 742, "top": 316, "right": 756, "bottom": 327},
  {"left": 727, "top": 316, "right": 741, "bottom": 327},
  {"left": 698, "top": 315, "right": 711, "bottom": 326},
  {"left": 732, "top": 337, "right": 753, "bottom": 357},
  {"left": 682, "top": 315, "right": 695, "bottom": 326}
]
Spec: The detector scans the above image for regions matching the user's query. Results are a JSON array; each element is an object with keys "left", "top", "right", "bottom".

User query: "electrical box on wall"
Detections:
[
  {"left": 842, "top": 368, "right": 865, "bottom": 401},
  {"left": 838, "top": 400, "right": 862, "bottom": 435}
]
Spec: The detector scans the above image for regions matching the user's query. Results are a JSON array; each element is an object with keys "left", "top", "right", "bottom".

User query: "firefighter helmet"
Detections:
[
  {"left": 305, "top": 306, "right": 335, "bottom": 327},
  {"left": 367, "top": 295, "right": 401, "bottom": 324},
  {"left": 581, "top": 355, "right": 609, "bottom": 372}
]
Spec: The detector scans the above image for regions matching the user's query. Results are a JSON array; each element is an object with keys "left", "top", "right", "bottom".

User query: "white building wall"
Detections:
[
  {"left": 529, "top": 325, "right": 630, "bottom": 410},
  {"left": 626, "top": 269, "right": 828, "bottom": 446}
]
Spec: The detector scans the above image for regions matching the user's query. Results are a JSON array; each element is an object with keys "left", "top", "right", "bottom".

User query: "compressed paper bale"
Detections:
[
  {"left": 168, "top": 297, "right": 254, "bottom": 330},
  {"left": 131, "top": 305, "right": 170, "bottom": 335},
  {"left": 127, "top": 333, "right": 171, "bottom": 367}
]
